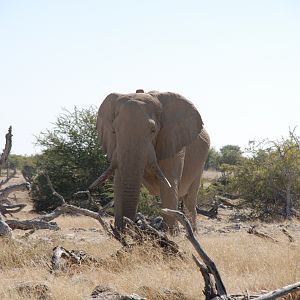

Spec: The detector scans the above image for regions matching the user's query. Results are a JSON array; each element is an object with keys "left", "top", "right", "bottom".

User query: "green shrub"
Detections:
[
  {"left": 225, "top": 131, "right": 300, "bottom": 220},
  {"left": 138, "top": 187, "right": 161, "bottom": 217},
  {"left": 32, "top": 106, "right": 111, "bottom": 212}
]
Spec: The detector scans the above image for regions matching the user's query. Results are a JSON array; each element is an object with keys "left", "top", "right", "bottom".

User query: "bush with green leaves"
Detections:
[
  {"left": 225, "top": 131, "right": 300, "bottom": 220},
  {"left": 32, "top": 106, "right": 111, "bottom": 212},
  {"left": 204, "top": 145, "right": 242, "bottom": 171},
  {"left": 138, "top": 187, "right": 162, "bottom": 217},
  {"left": 219, "top": 145, "right": 242, "bottom": 166},
  {"left": 9, "top": 154, "right": 39, "bottom": 171},
  {"left": 205, "top": 148, "right": 221, "bottom": 170}
]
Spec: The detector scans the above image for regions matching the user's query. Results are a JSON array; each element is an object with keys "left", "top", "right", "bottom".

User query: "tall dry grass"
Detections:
[{"left": 0, "top": 215, "right": 299, "bottom": 299}]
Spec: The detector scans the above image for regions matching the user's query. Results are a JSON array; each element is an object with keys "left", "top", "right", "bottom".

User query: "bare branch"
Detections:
[
  {"left": 51, "top": 246, "right": 82, "bottom": 271},
  {"left": 44, "top": 173, "right": 65, "bottom": 205},
  {"left": 281, "top": 228, "right": 295, "bottom": 243},
  {"left": 89, "top": 164, "right": 116, "bottom": 189},
  {"left": 0, "top": 126, "right": 12, "bottom": 169},
  {"left": 0, "top": 212, "right": 12, "bottom": 237},
  {"left": 0, "top": 203, "right": 27, "bottom": 216},
  {"left": 255, "top": 281, "right": 300, "bottom": 300},
  {"left": 162, "top": 208, "right": 228, "bottom": 299},
  {"left": 0, "top": 182, "right": 30, "bottom": 201},
  {"left": 247, "top": 226, "right": 278, "bottom": 243},
  {"left": 5, "top": 219, "right": 59, "bottom": 231},
  {"left": 192, "top": 254, "right": 218, "bottom": 300},
  {"left": 98, "top": 200, "right": 114, "bottom": 216},
  {"left": 0, "top": 168, "right": 17, "bottom": 188}
]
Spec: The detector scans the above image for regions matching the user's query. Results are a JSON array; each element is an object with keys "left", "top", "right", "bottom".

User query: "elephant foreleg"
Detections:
[
  {"left": 160, "top": 180, "right": 180, "bottom": 232},
  {"left": 183, "top": 176, "right": 201, "bottom": 232},
  {"left": 159, "top": 150, "right": 185, "bottom": 233}
]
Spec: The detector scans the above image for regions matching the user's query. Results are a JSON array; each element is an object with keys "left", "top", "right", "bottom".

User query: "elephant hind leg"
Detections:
[{"left": 183, "top": 178, "right": 201, "bottom": 232}]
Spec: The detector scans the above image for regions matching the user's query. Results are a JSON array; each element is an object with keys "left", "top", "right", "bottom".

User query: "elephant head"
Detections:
[{"left": 94, "top": 91, "right": 203, "bottom": 229}]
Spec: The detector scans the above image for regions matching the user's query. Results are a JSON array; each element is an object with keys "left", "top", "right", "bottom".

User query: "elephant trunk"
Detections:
[
  {"left": 113, "top": 150, "right": 145, "bottom": 229},
  {"left": 113, "top": 141, "right": 170, "bottom": 229}
]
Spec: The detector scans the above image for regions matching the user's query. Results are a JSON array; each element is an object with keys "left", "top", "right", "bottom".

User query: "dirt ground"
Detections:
[{"left": 0, "top": 173, "right": 299, "bottom": 299}]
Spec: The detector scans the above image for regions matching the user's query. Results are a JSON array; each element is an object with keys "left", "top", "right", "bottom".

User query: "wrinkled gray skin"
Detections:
[{"left": 96, "top": 90, "right": 210, "bottom": 232}]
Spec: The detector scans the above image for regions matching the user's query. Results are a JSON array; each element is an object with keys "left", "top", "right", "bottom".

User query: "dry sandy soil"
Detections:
[{"left": 0, "top": 173, "right": 299, "bottom": 299}]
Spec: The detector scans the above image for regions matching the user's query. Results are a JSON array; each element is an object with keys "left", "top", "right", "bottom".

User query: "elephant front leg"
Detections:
[
  {"left": 159, "top": 150, "right": 185, "bottom": 233},
  {"left": 182, "top": 177, "right": 201, "bottom": 232},
  {"left": 160, "top": 180, "right": 180, "bottom": 233}
]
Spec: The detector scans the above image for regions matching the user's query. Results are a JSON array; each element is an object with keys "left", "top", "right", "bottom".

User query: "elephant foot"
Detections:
[{"left": 162, "top": 220, "right": 180, "bottom": 235}]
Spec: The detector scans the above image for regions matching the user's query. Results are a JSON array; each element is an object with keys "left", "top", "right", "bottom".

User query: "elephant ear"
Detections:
[
  {"left": 96, "top": 93, "right": 121, "bottom": 161},
  {"left": 154, "top": 92, "right": 204, "bottom": 161}
]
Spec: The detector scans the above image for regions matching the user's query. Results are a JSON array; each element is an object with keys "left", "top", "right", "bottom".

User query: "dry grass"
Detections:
[
  {"left": 1, "top": 174, "right": 299, "bottom": 299},
  {"left": 0, "top": 214, "right": 299, "bottom": 299}
]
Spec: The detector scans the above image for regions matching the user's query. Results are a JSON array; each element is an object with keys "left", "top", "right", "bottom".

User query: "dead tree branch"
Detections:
[
  {"left": 291, "top": 208, "right": 300, "bottom": 218},
  {"left": 162, "top": 208, "right": 228, "bottom": 299},
  {"left": 41, "top": 173, "right": 111, "bottom": 235},
  {"left": 0, "top": 168, "right": 17, "bottom": 188},
  {"left": 0, "top": 126, "right": 12, "bottom": 169},
  {"left": 215, "top": 195, "right": 245, "bottom": 208},
  {"left": 0, "top": 212, "right": 12, "bottom": 237},
  {"left": 52, "top": 246, "right": 83, "bottom": 271},
  {"left": 0, "top": 203, "right": 27, "bottom": 216},
  {"left": 247, "top": 226, "right": 278, "bottom": 243},
  {"left": 98, "top": 200, "right": 114, "bottom": 216},
  {"left": 44, "top": 173, "right": 65, "bottom": 205},
  {"left": 37, "top": 203, "right": 112, "bottom": 235},
  {"left": 281, "top": 228, "right": 295, "bottom": 243},
  {"left": 254, "top": 281, "right": 300, "bottom": 300},
  {"left": 196, "top": 204, "right": 219, "bottom": 218},
  {"left": 0, "top": 182, "right": 30, "bottom": 201},
  {"left": 89, "top": 165, "right": 115, "bottom": 189},
  {"left": 192, "top": 254, "right": 218, "bottom": 299},
  {"left": 5, "top": 219, "right": 59, "bottom": 231}
]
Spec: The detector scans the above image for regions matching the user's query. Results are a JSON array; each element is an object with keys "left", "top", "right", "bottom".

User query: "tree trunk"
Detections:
[{"left": 285, "top": 184, "right": 292, "bottom": 219}]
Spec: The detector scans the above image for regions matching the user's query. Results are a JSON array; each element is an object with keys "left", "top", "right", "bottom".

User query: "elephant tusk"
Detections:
[
  {"left": 89, "top": 163, "right": 116, "bottom": 189},
  {"left": 155, "top": 165, "right": 172, "bottom": 188}
]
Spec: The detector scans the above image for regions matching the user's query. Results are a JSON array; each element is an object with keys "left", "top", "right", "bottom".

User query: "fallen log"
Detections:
[
  {"left": 6, "top": 219, "right": 59, "bottom": 231},
  {"left": 281, "top": 228, "right": 295, "bottom": 243},
  {"left": 247, "top": 226, "right": 278, "bottom": 243},
  {"left": 196, "top": 205, "right": 219, "bottom": 218},
  {"left": 215, "top": 195, "right": 244, "bottom": 208},
  {"left": 255, "top": 281, "right": 300, "bottom": 300},
  {"left": 0, "top": 182, "right": 30, "bottom": 201},
  {"left": 52, "top": 246, "right": 84, "bottom": 271},
  {"left": 0, "top": 203, "right": 27, "bottom": 216},
  {"left": 0, "top": 212, "right": 12, "bottom": 237}
]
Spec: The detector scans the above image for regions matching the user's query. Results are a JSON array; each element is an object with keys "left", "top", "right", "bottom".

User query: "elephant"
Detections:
[{"left": 91, "top": 90, "right": 210, "bottom": 232}]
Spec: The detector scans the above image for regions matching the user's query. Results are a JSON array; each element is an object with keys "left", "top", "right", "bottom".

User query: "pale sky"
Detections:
[{"left": 0, "top": 1, "right": 299, "bottom": 155}]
